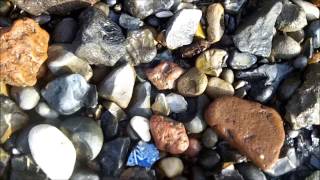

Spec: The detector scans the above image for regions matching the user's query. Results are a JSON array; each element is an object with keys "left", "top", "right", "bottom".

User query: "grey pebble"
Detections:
[{"left": 53, "top": 18, "right": 77, "bottom": 43}]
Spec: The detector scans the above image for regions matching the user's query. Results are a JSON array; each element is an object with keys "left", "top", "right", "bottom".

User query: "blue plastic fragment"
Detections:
[{"left": 127, "top": 141, "right": 160, "bottom": 168}]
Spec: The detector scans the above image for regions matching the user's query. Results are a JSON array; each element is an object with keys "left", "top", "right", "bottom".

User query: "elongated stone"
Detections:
[{"left": 207, "top": 3, "right": 225, "bottom": 43}]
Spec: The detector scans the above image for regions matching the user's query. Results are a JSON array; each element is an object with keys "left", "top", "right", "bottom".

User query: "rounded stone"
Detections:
[
  {"left": 293, "top": 55, "right": 308, "bottom": 69},
  {"left": 206, "top": 3, "right": 225, "bottom": 43},
  {"left": 201, "top": 128, "right": 218, "bottom": 148},
  {"left": 184, "top": 137, "right": 202, "bottom": 157},
  {"left": 196, "top": 49, "right": 228, "bottom": 76},
  {"left": 287, "top": 30, "right": 305, "bottom": 43},
  {"left": 28, "top": 124, "right": 76, "bottom": 180},
  {"left": 276, "top": 3, "right": 307, "bottom": 32},
  {"left": 228, "top": 50, "right": 257, "bottom": 70},
  {"left": 166, "top": 93, "right": 188, "bottom": 113},
  {"left": 306, "top": 20, "right": 320, "bottom": 49},
  {"left": 220, "top": 69, "right": 234, "bottom": 84},
  {"left": 198, "top": 149, "right": 220, "bottom": 169},
  {"left": 70, "top": 169, "right": 99, "bottom": 180},
  {"left": 177, "top": 68, "right": 208, "bottom": 97},
  {"left": 159, "top": 157, "right": 184, "bottom": 178},
  {"left": 235, "top": 162, "right": 267, "bottom": 180},
  {"left": 10, "top": 86, "right": 40, "bottom": 110},
  {"left": 292, "top": 0, "right": 319, "bottom": 21},
  {"left": 272, "top": 34, "right": 301, "bottom": 60},
  {"left": 206, "top": 77, "right": 234, "bottom": 98},
  {"left": 152, "top": 93, "right": 170, "bottom": 116},
  {"left": 130, "top": 116, "right": 151, "bottom": 142},
  {"left": 35, "top": 102, "right": 59, "bottom": 119},
  {"left": 53, "top": 18, "right": 77, "bottom": 43}
]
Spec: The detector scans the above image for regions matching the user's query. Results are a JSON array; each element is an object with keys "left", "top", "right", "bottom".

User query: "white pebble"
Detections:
[
  {"left": 35, "top": 102, "right": 59, "bottom": 119},
  {"left": 130, "top": 116, "right": 151, "bottom": 142},
  {"left": 11, "top": 86, "right": 40, "bottom": 110},
  {"left": 166, "top": 93, "right": 188, "bottom": 113}
]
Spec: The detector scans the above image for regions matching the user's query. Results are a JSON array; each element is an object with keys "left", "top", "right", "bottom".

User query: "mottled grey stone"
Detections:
[
  {"left": 306, "top": 20, "right": 320, "bottom": 49},
  {"left": 292, "top": 0, "right": 319, "bottom": 21},
  {"left": 223, "top": 0, "right": 247, "bottom": 14},
  {"left": 276, "top": 3, "right": 307, "bottom": 32},
  {"left": 128, "top": 82, "right": 152, "bottom": 118},
  {"left": 119, "top": 13, "right": 144, "bottom": 30},
  {"left": 272, "top": 34, "right": 301, "bottom": 60},
  {"left": 228, "top": 50, "right": 257, "bottom": 70}
]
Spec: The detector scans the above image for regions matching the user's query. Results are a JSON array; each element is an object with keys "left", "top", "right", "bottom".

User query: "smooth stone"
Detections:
[
  {"left": 228, "top": 50, "right": 257, "bottom": 70},
  {"left": 124, "top": 29, "right": 157, "bottom": 66},
  {"left": 98, "top": 63, "right": 136, "bottom": 108},
  {"left": 60, "top": 117, "right": 103, "bottom": 160},
  {"left": 128, "top": 82, "right": 152, "bottom": 118},
  {"left": 120, "top": 167, "right": 156, "bottom": 180},
  {"left": 47, "top": 44, "right": 93, "bottom": 80},
  {"left": 0, "top": 96, "right": 29, "bottom": 144},
  {"left": 196, "top": 49, "right": 228, "bottom": 76},
  {"left": 33, "top": 14, "right": 51, "bottom": 25},
  {"left": 217, "top": 141, "right": 246, "bottom": 163},
  {"left": 127, "top": 123, "right": 141, "bottom": 141},
  {"left": 28, "top": 124, "right": 76, "bottom": 179},
  {"left": 293, "top": 55, "right": 308, "bottom": 69},
  {"left": 235, "top": 163, "right": 267, "bottom": 180},
  {"left": 287, "top": 30, "right": 305, "bottom": 43},
  {"left": 179, "top": 39, "right": 211, "bottom": 59},
  {"left": 185, "top": 137, "right": 202, "bottom": 157},
  {"left": 165, "top": 93, "right": 188, "bottom": 113},
  {"left": 41, "top": 74, "right": 98, "bottom": 115},
  {"left": 146, "top": 16, "right": 161, "bottom": 27},
  {"left": 101, "top": 111, "right": 119, "bottom": 140},
  {"left": 10, "top": 86, "right": 40, "bottom": 110},
  {"left": 0, "top": 147, "right": 10, "bottom": 176},
  {"left": 53, "top": 18, "right": 77, "bottom": 43},
  {"left": 306, "top": 20, "right": 320, "bottom": 49},
  {"left": 198, "top": 149, "right": 221, "bottom": 169},
  {"left": 272, "top": 34, "right": 301, "bottom": 60},
  {"left": 170, "top": 97, "right": 197, "bottom": 123},
  {"left": 99, "top": 137, "right": 131, "bottom": 177},
  {"left": 165, "top": 9, "right": 202, "bottom": 49},
  {"left": 215, "top": 165, "right": 245, "bottom": 180},
  {"left": 278, "top": 74, "right": 301, "bottom": 101},
  {"left": 130, "top": 116, "right": 151, "bottom": 142},
  {"left": 220, "top": 69, "right": 234, "bottom": 84},
  {"left": 233, "top": 0, "right": 283, "bottom": 57},
  {"left": 126, "top": 141, "right": 160, "bottom": 168},
  {"left": 276, "top": 3, "right": 307, "bottom": 32},
  {"left": 292, "top": 0, "right": 320, "bottom": 21},
  {"left": 201, "top": 128, "right": 218, "bottom": 148},
  {"left": 70, "top": 169, "right": 99, "bottom": 180},
  {"left": 223, "top": 0, "right": 247, "bottom": 14},
  {"left": 155, "top": 10, "right": 174, "bottom": 18},
  {"left": 119, "top": 13, "right": 144, "bottom": 30},
  {"left": 35, "top": 102, "right": 59, "bottom": 119},
  {"left": 10, "top": 154, "right": 46, "bottom": 179},
  {"left": 224, "top": 13, "right": 237, "bottom": 34},
  {"left": 233, "top": 80, "right": 248, "bottom": 90},
  {"left": 206, "top": 3, "right": 225, "bottom": 43},
  {"left": 205, "top": 96, "right": 285, "bottom": 170},
  {"left": 105, "top": 0, "right": 117, "bottom": 6},
  {"left": 74, "top": 7, "right": 126, "bottom": 66},
  {"left": 152, "top": 93, "right": 170, "bottom": 116},
  {"left": 206, "top": 77, "right": 234, "bottom": 99},
  {"left": 285, "top": 64, "right": 320, "bottom": 129},
  {"left": 177, "top": 68, "right": 208, "bottom": 97},
  {"left": 10, "top": 170, "right": 46, "bottom": 180},
  {"left": 234, "top": 87, "right": 247, "bottom": 98},
  {"left": 159, "top": 157, "right": 184, "bottom": 178},
  {"left": 102, "top": 101, "right": 127, "bottom": 122}
]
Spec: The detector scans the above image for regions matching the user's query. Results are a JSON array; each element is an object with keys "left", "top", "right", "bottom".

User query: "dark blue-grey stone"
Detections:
[
  {"left": 128, "top": 82, "right": 152, "bottom": 118},
  {"left": 228, "top": 50, "right": 257, "bottom": 70},
  {"left": 223, "top": 0, "right": 247, "bottom": 14},
  {"left": 235, "top": 163, "right": 267, "bottom": 180},
  {"left": 293, "top": 55, "right": 308, "bottom": 70},
  {"left": 198, "top": 149, "right": 220, "bottom": 170},
  {"left": 170, "top": 97, "right": 197, "bottom": 123},
  {"left": 41, "top": 74, "right": 98, "bottom": 115},
  {"left": 53, "top": 18, "right": 78, "bottom": 43},
  {"left": 278, "top": 73, "right": 301, "bottom": 101},
  {"left": 101, "top": 111, "right": 119, "bottom": 140},
  {"left": 201, "top": 128, "right": 218, "bottom": 149},
  {"left": 119, "top": 13, "right": 144, "bottom": 30},
  {"left": 306, "top": 20, "right": 320, "bottom": 49},
  {"left": 120, "top": 167, "right": 156, "bottom": 180}
]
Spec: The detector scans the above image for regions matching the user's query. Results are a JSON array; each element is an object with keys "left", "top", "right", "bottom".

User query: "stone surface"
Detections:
[
  {"left": 165, "top": 9, "right": 202, "bottom": 49},
  {"left": 228, "top": 50, "right": 257, "bottom": 70},
  {"left": 152, "top": 93, "right": 170, "bottom": 116},
  {"left": 47, "top": 44, "right": 93, "bottom": 80},
  {"left": 288, "top": 30, "right": 305, "bottom": 43},
  {"left": 170, "top": 97, "right": 197, "bottom": 123},
  {"left": 196, "top": 49, "right": 228, "bottom": 76},
  {"left": 100, "top": 104, "right": 122, "bottom": 140},
  {"left": 35, "top": 102, "right": 59, "bottom": 119},
  {"left": 179, "top": 40, "right": 211, "bottom": 59},
  {"left": 125, "top": 29, "right": 156, "bottom": 66},
  {"left": 293, "top": 55, "right": 308, "bottom": 69},
  {"left": 205, "top": 96, "right": 285, "bottom": 170},
  {"left": 0, "top": 18, "right": 49, "bottom": 86},
  {"left": 206, "top": 77, "right": 234, "bottom": 99},
  {"left": 220, "top": 69, "right": 234, "bottom": 84},
  {"left": 233, "top": 0, "right": 283, "bottom": 57},
  {"left": 285, "top": 63, "right": 320, "bottom": 129},
  {"left": 159, "top": 157, "right": 184, "bottom": 178},
  {"left": 201, "top": 128, "right": 219, "bottom": 149},
  {"left": 206, "top": 3, "right": 225, "bottom": 43},
  {"left": 235, "top": 162, "right": 267, "bottom": 180},
  {"left": 128, "top": 82, "right": 152, "bottom": 118},
  {"left": 70, "top": 169, "right": 99, "bottom": 180},
  {"left": 53, "top": 18, "right": 77, "bottom": 43},
  {"left": 28, "top": 124, "right": 76, "bottom": 179},
  {"left": 42, "top": 74, "right": 98, "bottom": 115},
  {"left": 119, "top": 13, "right": 144, "bottom": 30},
  {"left": 146, "top": 61, "right": 184, "bottom": 90},
  {"left": 150, "top": 115, "right": 189, "bottom": 154},
  {"left": 276, "top": 3, "right": 307, "bottom": 32},
  {"left": 272, "top": 34, "right": 301, "bottom": 60},
  {"left": 10, "top": 86, "right": 40, "bottom": 110},
  {"left": 98, "top": 63, "right": 136, "bottom": 108},
  {"left": 306, "top": 20, "right": 320, "bottom": 49},
  {"left": 0, "top": 147, "right": 10, "bottom": 176},
  {"left": 127, "top": 141, "right": 160, "bottom": 168},
  {"left": 305, "top": 171, "right": 320, "bottom": 180},
  {"left": 0, "top": 95, "right": 29, "bottom": 144},
  {"left": 198, "top": 149, "right": 221, "bottom": 169},
  {"left": 185, "top": 137, "right": 201, "bottom": 157},
  {"left": 120, "top": 167, "right": 156, "bottom": 180},
  {"left": 166, "top": 93, "right": 188, "bottom": 113},
  {"left": 12, "top": 0, "right": 99, "bottom": 15},
  {"left": 223, "top": 0, "right": 247, "bottom": 13},
  {"left": 278, "top": 74, "right": 301, "bottom": 101},
  {"left": 292, "top": 0, "right": 319, "bottom": 21},
  {"left": 309, "top": 52, "right": 320, "bottom": 64},
  {"left": 74, "top": 7, "right": 126, "bottom": 66},
  {"left": 130, "top": 116, "right": 151, "bottom": 142},
  {"left": 177, "top": 68, "right": 208, "bottom": 97}
]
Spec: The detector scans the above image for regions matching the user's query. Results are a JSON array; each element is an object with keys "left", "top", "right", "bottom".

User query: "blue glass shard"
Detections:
[{"left": 127, "top": 141, "right": 160, "bottom": 168}]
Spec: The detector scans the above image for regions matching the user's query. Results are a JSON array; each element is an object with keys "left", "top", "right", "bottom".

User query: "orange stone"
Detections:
[
  {"left": 311, "top": 0, "right": 320, "bottom": 7},
  {"left": 205, "top": 96, "right": 285, "bottom": 170},
  {"left": 0, "top": 18, "right": 49, "bottom": 87},
  {"left": 309, "top": 52, "right": 320, "bottom": 64}
]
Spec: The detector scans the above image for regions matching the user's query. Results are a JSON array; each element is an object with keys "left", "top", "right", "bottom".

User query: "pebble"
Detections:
[
  {"left": 166, "top": 93, "right": 188, "bottom": 113},
  {"left": 33, "top": 14, "right": 51, "bottom": 25},
  {"left": 152, "top": 93, "right": 170, "bottom": 116},
  {"left": 47, "top": 44, "right": 93, "bottom": 80},
  {"left": 165, "top": 9, "right": 202, "bottom": 49},
  {"left": 28, "top": 124, "right": 76, "bottom": 179},
  {"left": 99, "top": 137, "right": 131, "bottom": 177},
  {"left": 70, "top": 169, "right": 99, "bottom": 180},
  {"left": 128, "top": 82, "right": 152, "bottom": 118},
  {"left": 10, "top": 86, "right": 40, "bottom": 110},
  {"left": 206, "top": 3, "right": 225, "bottom": 43},
  {"left": 0, "top": 147, "right": 10, "bottom": 176},
  {"left": 228, "top": 50, "right": 257, "bottom": 70},
  {"left": 201, "top": 128, "right": 219, "bottom": 148},
  {"left": 309, "top": 52, "right": 320, "bottom": 64},
  {"left": 0, "top": 96, "right": 29, "bottom": 144},
  {"left": 74, "top": 7, "right": 126, "bottom": 66},
  {"left": 126, "top": 141, "right": 160, "bottom": 168},
  {"left": 293, "top": 55, "right": 308, "bottom": 69},
  {"left": 287, "top": 30, "right": 305, "bottom": 43},
  {"left": 306, "top": 20, "right": 320, "bottom": 49},
  {"left": 235, "top": 163, "right": 267, "bottom": 180},
  {"left": 124, "top": 29, "right": 157, "bottom": 66},
  {"left": 205, "top": 96, "right": 285, "bottom": 170},
  {"left": 198, "top": 149, "right": 221, "bottom": 169},
  {"left": 130, "top": 116, "right": 151, "bottom": 142},
  {"left": 60, "top": 117, "right": 103, "bottom": 160},
  {"left": 217, "top": 141, "right": 246, "bottom": 163},
  {"left": 120, "top": 167, "right": 156, "bottom": 180},
  {"left": 179, "top": 39, "right": 211, "bottom": 59},
  {"left": 146, "top": 61, "right": 184, "bottom": 90},
  {"left": 305, "top": 171, "right": 320, "bottom": 180},
  {"left": 42, "top": 74, "right": 98, "bottom": 115},
  {"left": 98, "top": 63, "right": 136, "bottom": 108},
  {"left": 119, "top": 13, "right": 144, "bottom": 30},
  {"left": 223, "top": 0, "right": 247, "bottom": 14},
  {"left": 100, "top": 110, "right": 120, "bottom": 140},
  {"left": 94, "top": 2, "right": 110, "bottom": 15},
  {"left": 0, "top": 18, "right": 49, "bottom": 86},
  {"left": 272, "top": 34, "right": 301, "bottom": 60},
  {"left": 170, "top": 97, "right": 198, "bottom": 123},
  {"left": 155, "top": 10, "right": 174, "bottom": 18},
  {"left": 185, "top": 137, "right": 202, "bottom": 157},
  {"left": 278, "top": 74, "right": 301, "bottom": 101},
  {"left": 0, "top": 0, "right": 10, "bottom": 16},
  {"left": 196, "top": 49, "right": 228, "bottom": 76},
  {"left": 233, "top": 0, "right": 283, "bottom": 57},
  {"left": 234, "top": 87, "right": 247, "bottom": 98},
  {"left": 103, "top": 101, "right": 127, "bottom": 122},
  {"left": 292, "top": 0, "right": 320, "bottom": 21},
  {"left": 276, "top": 3, "right": 307, "bottom": 32},
  {"left": 35, "top": 102, "right": 59, "bottom": 119},
  {"left": 150, "top": 115, "right": 189, "bottom": 154},
  {"left": 177, "top": 68, "right": 208, "bottom": 97},
  {"left": 220, "top": 69, "right": 234, "bottom": 84},
  {"left": 53, "top": 18, "right": 77, "bottom": 43},
  {"left": 10, "top": 154, "right": 45, "bottom": 178},
  {"left": 206, "top": 77, "right": 234, "bottom": 99},
  {"left": 159, "top": 157, "right": 184, "bottom": 178}
]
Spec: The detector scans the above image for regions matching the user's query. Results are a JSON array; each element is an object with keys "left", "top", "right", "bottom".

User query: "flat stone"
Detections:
[
  {"left": 159, "top": 157, "right": 184, "bottom": 178},
  {"left": 10, "top": 86, "right": 40, "bottom": 110},
  {"left": 28, "top": 124, "right": 76, "bottom": 179},
  {"left": 126, "top": 141, "right": 160, "bottom": 168},
  {"left": 146, "top": 61, "right": 184, "bottom": 90},
  {"left": 206, "top": 3, "right": 225, "bottom": 43},
  {"left": 53, "top": 18, "right": 77, "bottom": 43},
  {"left": 130, "top": 116, "right": 151, "bottom": 142},
  {"left": 119, "top": 13, "right": 144, "bottom": 30},
  {"left": 292, "top": 0, "right": 319, "bottom": 21},
  {"left": 272, "top": 34, "right": 301, "bottom": 60},
  {"left": 177, "top": 68, "right": 208, "bottom": 97},
  {"left": 0, "top": 18, "right": 49, "bottom": 86},
  {"left": 276, "top": 3, "right": 307, "bottom": 32},
  {"left": 233, "top": 0, "right": 283, "bottom": 57},
  {"left": 35, "top": 102, "right": 59, "bottom": 119},
  {"left": 228, "top": 50, "right": 257, "bottom": 70},
  {"left": 128, "top": 82, "right": 152, "bottom": 118},
  {"left": 152, "top": 93, "right": 170, "bottom": 116},
  {"left": 150, "top": 115, "right": 189, "bottom": 154},
  {"left": 74, "top": 7, "right": 126, "bottom": 66},
  {"left": 165, "top": 9, "right": 202, "bottom": 49},
  {"left": 205, "top": 96, "right": 285, "bottom": 170},
  {"left": 42, "top": 74, "right": 98, "bottom": 115},
  {"left": 206, "top": 77, "right": 234, "bottom": 99},
  {"left": 196, "top": 49, "right": 228, "bottom": 76},
  {"left": 166, "top": 93, "right": 188, "bottom": 113},
  {"left": 223, "top": 0, "right": 247, "bottom": 14},
  {"left": 98, "top": 63, "right": 136, "bottom": 108},
  {"left": 285, "top": 63, "right": 320, "bottom": 129}
]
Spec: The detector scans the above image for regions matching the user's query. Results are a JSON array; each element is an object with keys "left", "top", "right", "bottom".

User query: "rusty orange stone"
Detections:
[
  {"left": 205, "top": 96, "right": 285, "bottom": 170},
  {"left": 311, "top": 0, "right": 320, "bottom": 7},
  {"left": 0, "top": 18, "right": 49, "bottom": 87},
  {"left": 309, "top": 52, "right": 320, "bottom": 64}
]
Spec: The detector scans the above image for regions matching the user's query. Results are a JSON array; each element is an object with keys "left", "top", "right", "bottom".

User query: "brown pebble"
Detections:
[
  {"left": 311, "top": 0, "right": 320, "bottom": 7},
  {"left": 150, "top": 115, "right": 189, "bottom": 154},
  {"left": 146, "top": 61, "right": 184, "bottom": 90},
  {"left": 0, "top": 18, "right": 49, "bottom": 87},
  {"left": 179, "top": 40, "right": 211, "bottom": 59},
  {"left": 205, "top": 96, "right": 285, "bottom": 170},
  {"left": 309, "top": 52, "right": 320, "bottom": 64},
  {"left": 184, "top": 137, "right": 202, "bottom": 157}
]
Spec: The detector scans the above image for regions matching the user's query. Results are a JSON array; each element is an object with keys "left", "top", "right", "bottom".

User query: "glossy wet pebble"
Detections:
[{"left": 159, "top": 157, "right": 184, "bottom": 178}]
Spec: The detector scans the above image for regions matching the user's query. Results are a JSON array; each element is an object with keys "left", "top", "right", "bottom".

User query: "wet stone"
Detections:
[
  {"left": 228, "top": 50, "right": 257, "bottom": 70},
  {"left": 152, "top": 93, "right": 170, "bottom": 116},
  {"left": 235, "top": 162, "right": 267, "bottom": 180},
  {"left": 159, "top": 157, "right": 184, "bottom": 178},
  {"left": 206, "top": 77, "right": 234, "bottom": 99},
  {"left": 128, "top": 82, "right": 152, "bottom": 118},
  {"left": 198, "top": 149, "right": 221, "bottom": 170},
  {"left": 177, "top": 68, "right": 208, "bottom": 97},
  {"left": 217, "top": 141, "right": 246, "bottom": 163},
  {"left": 101, "top": 111, "right": 119, "bottom": 140},
  {"left": 119, "top": 13, "right": 144, "bottom": 30},
  {"left": 130, "top": 116, "right": 151, "bottom": 142},
  {"left": 292, "top": 0, "right": 319, "bottom": 21},
  {"left": 0, "top": 147, "right": 10, "bottom": 176},
  {"left": 94, "top": 2, "right": 110, "bottom": 16},
  {"left": 179, "top": 40, "right": 211, "bottom": 59},
  {"left": 185, "top": 137, "right": 202, "bottom": 157},
  {"left": 293, "top": 55, "right": 308, "bottom": 69},
  {"left": 170, "top": 97, "right": 197, "bottom": 123},
  {"left": 166, "top": 93, "right": 188, "bottom": 113},
  {"left": 288, "top": 30, "right": 305, "bottom": 43},
  {"left": 278, "top": 74, "right": 301, "bottom": 101},
  {"left": 196, "top": 49, "right": 228, "bottom": 77},
  {"left": 126, "top": 141, "right": 160, "bottom": 168},
  {"left": 206, "top": 3, "right": 225, "bottom": 43},
  {"left": 10, "top": 86, "right": 40, "bottom": 110},
  {"left": 201, "top": 128, "right": 218, "bottom": 149},
  {"left": 223, "top": 0, "right": 247, "bottom": 14},
  {"left": 103, "top": 101, "right": 127, "bottom": 122},
  {"left": 276, "top": 3, "right": 307, "bottom": 32},
  {"left": 306, "top": 20, "right": 320, "bottom": 49},
  {"left": 53, "top": 18, "right": 77, "bottom": 43},
  {"left": 305, "top": 171, "right": 320, "bottom": 180},
  {"left": 272, "top": 34, "right": 301, "bottom": 60}
]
